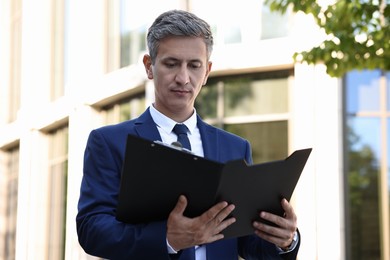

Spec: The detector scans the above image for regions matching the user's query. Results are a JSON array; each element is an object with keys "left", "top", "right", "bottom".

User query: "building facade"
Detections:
[{"left": 0, "top": 0, "right": 388, "bottom": 259}]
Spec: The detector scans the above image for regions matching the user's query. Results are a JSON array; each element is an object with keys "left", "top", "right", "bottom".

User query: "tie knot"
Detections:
[
  {"left": 173, "top": 124, "right": 189, "bottom": 136},
  {"left": 172, "top": 124, "right": 191, "bottom": 150}
]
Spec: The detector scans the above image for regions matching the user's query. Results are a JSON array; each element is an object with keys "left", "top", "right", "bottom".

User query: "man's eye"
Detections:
[
  {"left": 166, "top": 63, "right": 176, "bottom": 67},
  {"left": 190, "top": 63, "right": 201, "bottom": 69}
]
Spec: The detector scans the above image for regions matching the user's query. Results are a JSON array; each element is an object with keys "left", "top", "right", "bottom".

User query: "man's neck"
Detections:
[{"left": 153, "top": 103, "right": 194, "bottom": 123}]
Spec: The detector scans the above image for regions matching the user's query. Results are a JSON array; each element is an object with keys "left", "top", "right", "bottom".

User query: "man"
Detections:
[{"left": 77, "top": 9, "right": 299, "bottom": 259}]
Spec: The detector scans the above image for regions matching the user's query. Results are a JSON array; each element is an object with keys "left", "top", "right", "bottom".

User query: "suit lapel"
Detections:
[
  {"left": 197, "top": 115, "right": 219, "bottom": 161},
  {"left": 133, "top": 108, "right": 162, "bottom": 142},
  {"left": 133, "top": 111, "right": 218, "bottom": 160}
]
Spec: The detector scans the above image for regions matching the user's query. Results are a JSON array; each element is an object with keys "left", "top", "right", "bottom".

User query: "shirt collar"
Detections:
[{"left": 149, "top": 104, "right": 197, "bottom": 135}]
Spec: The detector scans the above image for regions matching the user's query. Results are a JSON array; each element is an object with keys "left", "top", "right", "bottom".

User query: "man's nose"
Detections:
[{"left": 175, "top": 66, "right": 190, "bottom": 85}]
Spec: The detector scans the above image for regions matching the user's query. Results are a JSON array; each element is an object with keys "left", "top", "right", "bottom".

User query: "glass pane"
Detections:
[
  {"left": 120, "top": 0, "right": 178, "bottom": 67},
  {"left": 119, "top": 95, "right": 146, "bottom": 121},
  {"left": 192, "top": 0, "right": 291, "bottom": 43},
  {"left": 260, "top": 4, "right": 290, "bottom": 39},
  {"left": 346, "top": 70, "right": 381, "bottom": 114},
  {"left": 119, "top": 101, "right": 131, "bottom": 121},
  {"left": 104, "top": 105, "right": 117, "bottom": 125},
  {"left": 195, "top": 83, "right": 218, "bottom": 119},
  {"left": 192, "top": 1, "right": 244, "bottom": 45},
  {"left": 225, "top": 77, "right": 288, "bottom": 117},
  {"left": 104, "top": 94, "right": 146, "bottom": 124},
  {"left": 224, "top": 24, "right": 241, "bottom": 44},
  {"left": 48, "top": 162, "right": 68, "bottom": 260},
  {"left": 346, "top": 117, "right": 381, "bottom": 260},
  {"left": 48, "top": 127, "right": 68, "bottom": 260},
  {"left": 224, "top": 121, "right": 288, "bottom": 164}
]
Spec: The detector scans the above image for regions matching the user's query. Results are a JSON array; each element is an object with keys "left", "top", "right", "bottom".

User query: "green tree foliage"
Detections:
[{"left": 265, "top": 0, "right": 390, "bottom": 77}]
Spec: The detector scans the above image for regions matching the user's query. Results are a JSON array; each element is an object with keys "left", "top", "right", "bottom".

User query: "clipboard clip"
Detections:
[{"left": 153, "top": 140, "right": 194, "bottom": 154}]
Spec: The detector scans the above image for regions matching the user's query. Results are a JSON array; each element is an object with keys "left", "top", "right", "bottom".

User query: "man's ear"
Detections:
[
  {"left": 143, "top": 54, "right": 153, "bottom": 79},
  {"left": 203, "top": 61, "right": 213, "bottom": 85}
]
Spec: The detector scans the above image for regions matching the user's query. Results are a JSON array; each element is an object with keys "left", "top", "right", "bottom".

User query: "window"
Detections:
[
  {"left": 345, "top": 69, "right": 390, "bottom": 260},
  {"left": 104, "top": 94, "right": 146, "bottom": 125},
  {"left": 225, "top": 121, "right": 287, "bottom": 163},
  {"left": 119, "top": 0, "right": 147, "bottom": 68},
  {"left": 9, "top": 0, "right": 22, "bottom": 122},
  {"left": 260, "top": 4, "right": 291, "bottom": 40},
  {"left": 192, "top": 0, "right": 292, "bottom": 45},
  {"left": 108, "top": 0, "right": 292, "bottom": 69},
  {"left": 117, "top": 0, "right": 178, "bottom": 68},
  {"left": 195, "top": 70, "right": 291, "bottom": 164},
  {"left": 2, "top": 146, "right": 19, "bottom": 260},
  {"left": 47, "top": 126, "right": 68, "bottom": 260}
]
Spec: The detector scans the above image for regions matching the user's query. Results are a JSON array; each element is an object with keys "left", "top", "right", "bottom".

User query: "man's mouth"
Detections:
[{"left": 172, "top": 89, "right": 190, "bottom": 94}]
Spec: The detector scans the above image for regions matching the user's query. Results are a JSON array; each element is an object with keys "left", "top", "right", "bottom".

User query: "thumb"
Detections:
[{"left": 171, "top": 195, "right": 187, "bottom": 216}]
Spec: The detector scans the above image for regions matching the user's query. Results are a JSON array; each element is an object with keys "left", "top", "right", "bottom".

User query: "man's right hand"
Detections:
[{"left": 166, "top": 195, "right": 236, "bottom": 251}]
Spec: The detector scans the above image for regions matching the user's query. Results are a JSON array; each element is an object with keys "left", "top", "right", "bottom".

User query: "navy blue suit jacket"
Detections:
[{"left": 76, "top": 108, "right": 299, "bottom": 260}]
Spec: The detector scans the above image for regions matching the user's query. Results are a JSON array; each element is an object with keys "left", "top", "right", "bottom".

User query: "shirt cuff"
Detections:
[
  {"left": 276, "top": 231, "right": 299, "bottom": 254},
  {"left": 166, "top": 238, "right": 178, "bottom": 254}
]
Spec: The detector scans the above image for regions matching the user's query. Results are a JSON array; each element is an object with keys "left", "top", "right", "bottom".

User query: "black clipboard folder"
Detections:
[{"left": 116, "top": 134, "right": 312, "bottom": 239}]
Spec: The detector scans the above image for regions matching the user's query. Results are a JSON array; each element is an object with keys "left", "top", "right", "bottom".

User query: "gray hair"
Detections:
[{"left": 146, "top": 10, "right": 214, "bottom": 63}]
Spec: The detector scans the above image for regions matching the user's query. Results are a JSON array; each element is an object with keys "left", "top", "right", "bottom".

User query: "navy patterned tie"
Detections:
[{"left": 173, "top": 124, "right": 192, "bottom": 151}]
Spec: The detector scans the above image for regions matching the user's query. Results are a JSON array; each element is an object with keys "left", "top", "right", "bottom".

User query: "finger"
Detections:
[
  {"left": 206, "top": 233, "right": 225, "bottom": 244},
  {"left": 259, "top": 211, "right": 287, "bottom": 228},
  {"left": 171, "top": 195, "right": 187, "bottom": 216},
  {"left": 210, "top": 204, "right": 236, "bottom": 233},
  {"left": 254, "top": 219, "right": 296, "bottom": 249},
  {"left": 200, "top": 201, "right": 229, "bottom": 222},
  {"left": 204, "top": 216, "right": 236, "bottom": 244},
  {"left": 215, "top": 215, "right": 236, "bottom": 234},
  {"left": 259, "top": 202, "right": 296, "bottom": 230},
  {"left": 257, "top": 214, "right": 294, "bottom": 243},
  {"left": 254, "top": 228, "right": 293, "bottom": 249},
  {"left": 209, "top": 205, "right": 236, "bottom": 240},
  {"left": 254, "top": 212, "right": 295, "bottom": 246},
  {"left": 214, "top": 204, "right": 235, "bottom": 224}
]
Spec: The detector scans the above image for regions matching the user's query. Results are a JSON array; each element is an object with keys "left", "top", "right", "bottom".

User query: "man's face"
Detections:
[{"left": 143, "top": 36, "right": 212, "bottom": 121}]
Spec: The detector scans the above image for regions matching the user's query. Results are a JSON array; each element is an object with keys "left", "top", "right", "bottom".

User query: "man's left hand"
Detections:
[{"left": 252, "top": 198, "right": 297, "bottom": 250}]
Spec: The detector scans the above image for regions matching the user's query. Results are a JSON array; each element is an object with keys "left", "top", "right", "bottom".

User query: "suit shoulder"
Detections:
[
  {"left": 206, "top": 123, "right": 248, "bottom": 144},
  {"left": 94, "top": 119, "right": 136, "bottom": 134},
  {"left": 92, "top": 109, "right": 151, "bottom": 136}
]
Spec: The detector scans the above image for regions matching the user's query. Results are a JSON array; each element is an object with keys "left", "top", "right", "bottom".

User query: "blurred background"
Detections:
[{"left": 0, "top": 0, "right": 389, "bottom": 259}]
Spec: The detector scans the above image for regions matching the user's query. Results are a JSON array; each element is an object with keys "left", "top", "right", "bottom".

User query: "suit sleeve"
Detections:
[{"left": 76, "top": 130, "right": 171, "bottom": 260}]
